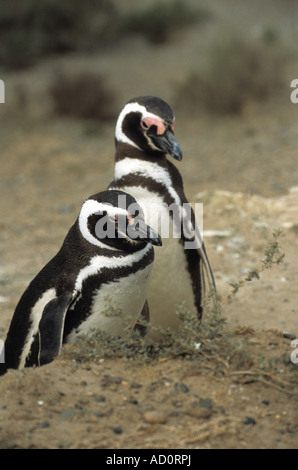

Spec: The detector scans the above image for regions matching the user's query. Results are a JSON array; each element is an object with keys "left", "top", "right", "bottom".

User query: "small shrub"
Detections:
[
  {"left": 49, "top": 71, "right": 117, "bottom": 121},
  {"left": 0, "top": 0, "right": 118, "bottom": 69},
  {"left": 175, "top": 35, "right": 286, "bottom": 115},
  {"left": 228, "top": 229, "right": 285, "bottom": 301},
  {"left": 121, "top": 0, "right": 211, "bottom": 44},
  {"left": 62, "top": 306, "right": 225, "bottom": 365}
]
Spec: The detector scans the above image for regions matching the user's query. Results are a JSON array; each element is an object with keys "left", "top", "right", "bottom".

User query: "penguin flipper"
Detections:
[
  {"left": 185, "top": 210, "right": 221, "bottom": 316},
  {"left": 38, "top": 291, "right": 75, "bottom": 366},
  {"left": 197, "top": 240, "right": 221, "bottom": 316}
]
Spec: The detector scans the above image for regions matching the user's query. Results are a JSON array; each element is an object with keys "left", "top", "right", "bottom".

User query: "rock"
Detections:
[
  {"left": 243, "top": 416, "right": 257, "bottom": 425},
  {"left": 283, "top": 332, "right": 296, "bottom": 340},
  {"left": 197, "top": 398, "right": 214, "bottom": 410},
  {"left": 112, "top": 426, "right": 123, "bottom": 434},
  {"left": 174, "top": 382, "right": 189, "bottom": 393},
  {"left": 130, "top": 382, "right": 143, "bottom": 389},
  {"left": 143, "top": 410, "right": 168, "bottom": 424},
  {"left": 59, "top": 409, "right": 76, "bottom": 420},
  {"left": 129, "top": 398, "right": 138, "bottom": 405},
  {"left": 101, "top": 375, "right": 123, "bottom": 386},
  {"left": 78, "top": 398, "right": 89, "bottom": 405},
  {"left": 41, "top": 421, "right": 50, "bottom": 428},
  {"left": 94, "top": 395, "right": 106, "bottom": 403},
  {"left": 186, "top": 407, "right": 212, "bottom": 420}
]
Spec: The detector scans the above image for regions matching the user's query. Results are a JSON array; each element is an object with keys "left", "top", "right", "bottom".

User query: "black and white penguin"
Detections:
[
  {"left": 109, "top": 96, "right": 220, "bottom": 330},
  {"left": 0, "top": 190, "right": 161, "bottom": 375}
]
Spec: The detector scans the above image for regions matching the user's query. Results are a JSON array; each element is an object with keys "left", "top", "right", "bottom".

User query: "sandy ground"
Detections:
[{"left": 0, "top": 0, "right": 297, "bottom": 450}]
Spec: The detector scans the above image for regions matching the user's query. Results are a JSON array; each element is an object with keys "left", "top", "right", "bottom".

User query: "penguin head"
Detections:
[
  {"left": 78, "top": 190, "right": 162, "bottom": 251},
  {"left": 115, "top": 96, "right": 183, "bottom": 161}
]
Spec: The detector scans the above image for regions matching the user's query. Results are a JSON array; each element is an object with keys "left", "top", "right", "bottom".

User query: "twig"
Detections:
[{"left": 229, "top": 370, "right": 297, "bottom": 396}]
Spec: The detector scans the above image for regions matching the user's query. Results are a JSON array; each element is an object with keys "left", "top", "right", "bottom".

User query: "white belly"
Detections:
[
  {"left": 67, "top": 264, "right": 152, "bottom": 341},
  {"left": 112, "top": 186, "right": 197, "bottom": 330}
]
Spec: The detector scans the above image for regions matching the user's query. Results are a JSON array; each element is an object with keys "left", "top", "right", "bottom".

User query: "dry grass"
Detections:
[
  {"left": 175, "top": 34, "right": 287, "bottom": 115},
  {"left": 49, "top": 71, "right": 117, "bottom": 121}
]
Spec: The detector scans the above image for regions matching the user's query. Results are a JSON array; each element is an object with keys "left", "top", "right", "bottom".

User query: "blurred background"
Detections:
[
  {"left": 0, "top": 0, "right": 297, "bottom": 334},
  {"left": 0, "top": 0, "right": 297, "bottom": 192},
  {"left": 1, "top": 1, "right": 298, "bottom": 449}
]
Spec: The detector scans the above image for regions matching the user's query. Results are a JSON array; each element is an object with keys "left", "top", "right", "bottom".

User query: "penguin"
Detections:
[
  {"left": 109, "top": 96, "right": 220, "bottom": 330},
  {"left": 0, "top": 190, "right": 161, "bottom": 375}
]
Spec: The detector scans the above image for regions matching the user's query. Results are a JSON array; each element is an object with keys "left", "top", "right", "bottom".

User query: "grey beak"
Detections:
[
  {"left": 127, "top": 219, "right": 162, "bottom": 246},
  {"left": 150, "top": 129, "right": 183, "bottom": 161}
]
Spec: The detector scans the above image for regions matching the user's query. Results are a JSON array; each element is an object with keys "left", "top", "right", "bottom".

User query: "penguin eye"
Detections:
[
  {"left": 141, "top": 120, "right": 149, "bottom": 130},
  {"left": 141, "top": 116, "right": 166, "bottom": 135}
]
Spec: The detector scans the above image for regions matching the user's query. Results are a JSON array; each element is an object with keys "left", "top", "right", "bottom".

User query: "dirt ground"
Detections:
[{"left": 0, "top": 0, "right": 297, "bottom": 450}]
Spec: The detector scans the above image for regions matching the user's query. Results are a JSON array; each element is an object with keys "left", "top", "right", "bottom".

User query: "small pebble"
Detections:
[
  {"left": 112, "top": 426, "right": 123, "bottom": 434},
  {"left": 146, "top": 381, "right": 161, "bottom": 392},
  {"left": 174, "top": 382, "right": 189, "bottom": 394},
  {"left": 197, "top": 398, "right": 213, "bottom": 410},
  {"left": 130, "top": 382, "right": 143, "bottom": 389},
  {"left": 283, "top": 332, "right": 296, "bottom": 340},
  {"left": 129, "top": 398, "right": 139, "bottom": 405},
  {"left": 102, "top": 375, "right": 123, "bottom": 386},
  {"left": 143, "top": 410, "right": 167, "bottom": 424},
  {"left": 59, "top": 409, "right": 76, "bottom": 420},
  {"left": 75, "top": 404, "right": 83, "bottom": 410},
  {"left": 94, "top": 395, "right": 106, "bottom": 403},
  {"left": 41, "top": 421, "right": 50, "bottom": 428},
  {"left": 180, "top": 383, "right": 190, "bottom": 393},
  {"left": 262, "top": 400, "right": 270, "bottom": 406},
  {"left": 186, "top": 408, "right": 212, "bottom": 420},
  {"left": 243, "top": 416, "right": 257, "bottom": 425}
]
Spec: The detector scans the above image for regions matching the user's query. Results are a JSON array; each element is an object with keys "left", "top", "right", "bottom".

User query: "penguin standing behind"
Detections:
[
  {"left": 0, "top": 190, "right": 161, "bottom": 375},
  {"left": 109, "top": 96, "right": 220, "bottom": 330}
]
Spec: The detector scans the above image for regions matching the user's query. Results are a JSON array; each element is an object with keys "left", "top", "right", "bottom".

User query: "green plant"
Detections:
[
  {"left": 62, "top": 302, "right": 225, "bottom": 367},
  {"left": 228, "top": 229, "right": 285, "bottom": 300}
]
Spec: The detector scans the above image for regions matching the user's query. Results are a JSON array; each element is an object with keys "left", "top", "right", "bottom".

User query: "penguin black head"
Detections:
[
  {"left": 115, "top": 96, "right": 183, "bottom": 161},
  {"left": 78, "top": 190, "right": 162, "bottom": 251}
]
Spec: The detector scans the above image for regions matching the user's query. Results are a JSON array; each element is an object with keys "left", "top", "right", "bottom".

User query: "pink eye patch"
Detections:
[{"left": 141, "top": 116, "right": 166, "bottom": 135}]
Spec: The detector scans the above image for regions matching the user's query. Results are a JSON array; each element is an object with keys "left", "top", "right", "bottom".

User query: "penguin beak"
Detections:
[
  {"left": 127, "top": 219, "right": 162, "bottom": 246},
  {"left": 150, "top": 129, "right": 183, "bottom": 161}
]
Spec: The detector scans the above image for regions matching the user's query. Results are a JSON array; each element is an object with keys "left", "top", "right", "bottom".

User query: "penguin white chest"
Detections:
[
  {"left": 68, "top": 263, "right": 153, "bottom": 340},
  {"left": 113, "top": 186, "right": 197, "bottom": 328}
]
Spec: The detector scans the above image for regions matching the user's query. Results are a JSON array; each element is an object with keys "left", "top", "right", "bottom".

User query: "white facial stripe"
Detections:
[
  {"left": 79, "top": 199, "right": 128, "bottom": 250},
  {"left": 19, "top": 288, "right": 57, "bottom": 369},
  {"left": 74, "top": 244, "right": 153, "bottom": 292},
  {"left": 115, "top": 102, "right": 171, "bottom": 148},
  {"left": 114, "top": 158, "right": 181, "bottom": 206}
]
